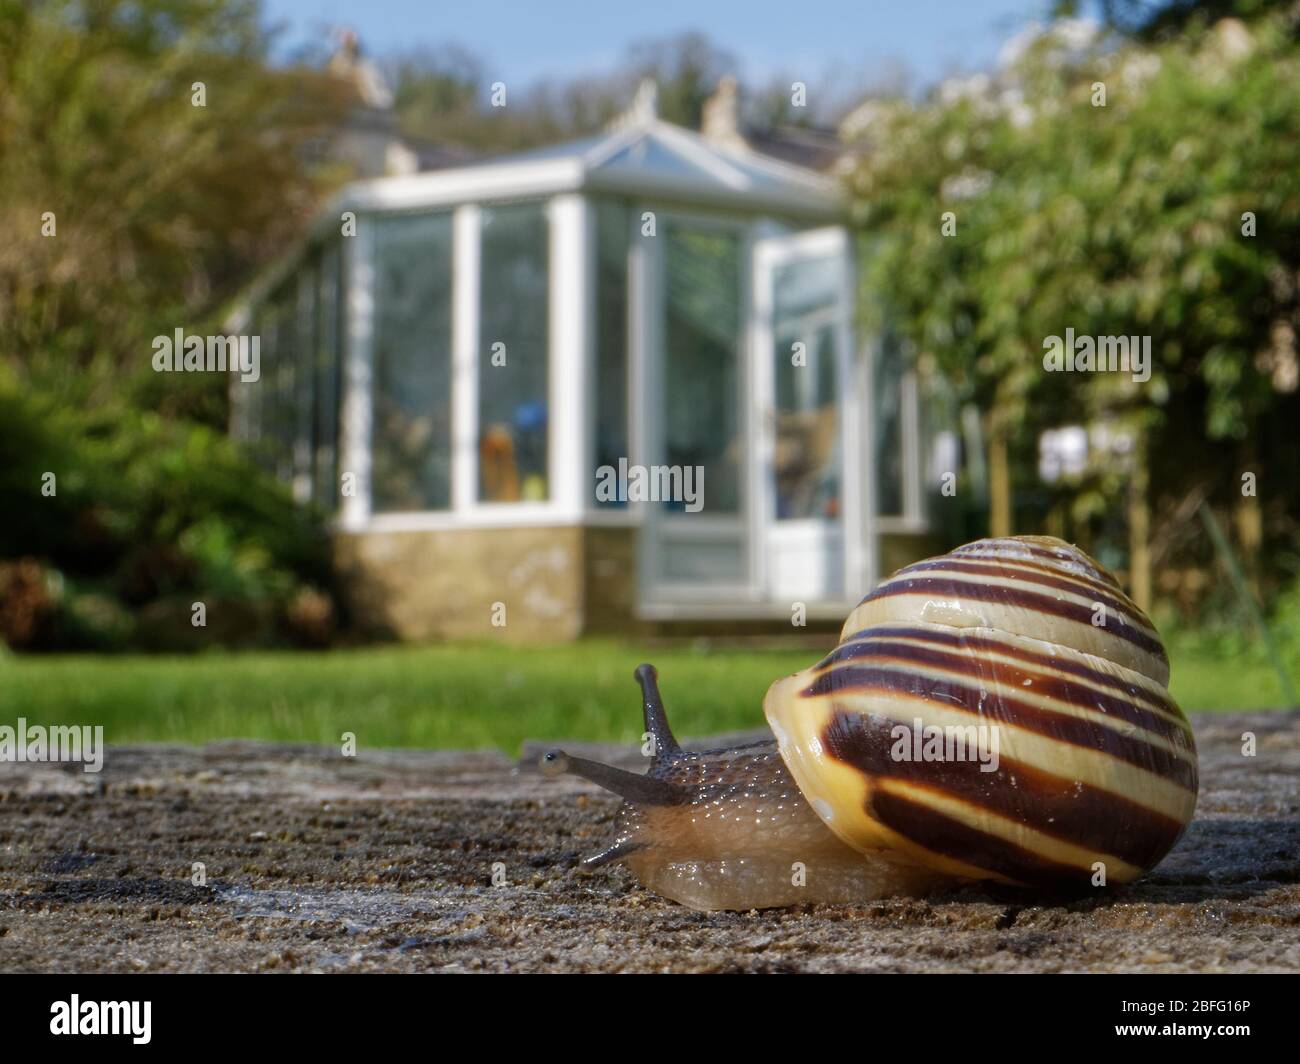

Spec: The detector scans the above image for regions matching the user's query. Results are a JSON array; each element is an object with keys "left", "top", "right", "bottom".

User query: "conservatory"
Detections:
[{"left": 228, "top": 97, "right": 945, "bottom": 640}]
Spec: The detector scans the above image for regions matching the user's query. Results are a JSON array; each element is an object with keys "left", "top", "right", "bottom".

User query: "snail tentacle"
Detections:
[
  {"left": 580, "top": 839, "right": 646, "bottom": 869},
  {"left": 634, "top": 663, "right": 681, "bottom": 761},
  {"left": 539, "top": 749, "right": 684, "bottom": 806}
]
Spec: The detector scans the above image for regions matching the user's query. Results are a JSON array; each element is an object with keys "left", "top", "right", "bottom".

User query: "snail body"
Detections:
[{"left": 543, "top": 536, "right": 1198, "bottom": 911}]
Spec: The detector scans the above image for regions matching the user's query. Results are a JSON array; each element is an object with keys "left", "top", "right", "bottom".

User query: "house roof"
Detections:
[
  {"left": 334, "top": 112, "right": 845, "bottom": 221},
  {"left": 746, "top": 123, "right": 846, "bottom": 173}
]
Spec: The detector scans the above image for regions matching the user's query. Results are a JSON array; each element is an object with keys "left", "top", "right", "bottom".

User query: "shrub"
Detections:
[{"left": 0, "top": 383, "right": 336, "bottom": 651}]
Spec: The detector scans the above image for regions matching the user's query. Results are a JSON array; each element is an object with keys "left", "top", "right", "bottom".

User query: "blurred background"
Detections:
[{"left": 2, "top": 0, "right": 1298, "bottom": 752}]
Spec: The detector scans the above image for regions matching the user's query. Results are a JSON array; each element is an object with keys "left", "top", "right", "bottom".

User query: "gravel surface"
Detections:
[{"left": 1, "top": 710, "right": 1297, "bottom": 973}]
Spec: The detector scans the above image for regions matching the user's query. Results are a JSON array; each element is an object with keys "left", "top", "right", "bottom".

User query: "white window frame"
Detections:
[
  {"left": 338, "top": 195, "right": 590, "bottom": 533},
  {"left": 292, "top": 262, "right": 317, "bottom": 507}
]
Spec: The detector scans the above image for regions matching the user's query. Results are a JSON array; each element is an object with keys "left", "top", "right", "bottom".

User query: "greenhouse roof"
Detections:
[
  {"left": 226, "top": 92, "right": 846, "bottom": 329},
  {"left": 336, "top": 111, "right": 845, "bottom": 220}
]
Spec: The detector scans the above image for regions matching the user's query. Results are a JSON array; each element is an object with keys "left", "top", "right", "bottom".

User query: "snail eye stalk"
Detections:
[
  {"left": 536, "top": 663, "right": 687, "bottom": 806},
  {"left": 581, "top": 839, "right": 645, "bottom": 869},
  {"left": 634, "top": 662, "right": 681, "bottom": 762},
  {"left": 538, "top": 749, "right": 681, "bottom": 806}
]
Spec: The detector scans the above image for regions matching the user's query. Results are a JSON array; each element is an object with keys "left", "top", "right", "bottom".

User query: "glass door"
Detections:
[
  {"left": 751, "top": 227, "right": 856, "bottom": 603},
  {"left": 640, "top": 216, "right": 753, "bottom": 604}
]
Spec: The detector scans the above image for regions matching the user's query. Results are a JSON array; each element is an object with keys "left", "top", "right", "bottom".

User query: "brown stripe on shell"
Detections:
[
  {"left": 816, "top": 636, "right": 1193, "bottom": 752},
  {"left": 958, "top": 552, "right": 1128, "bottom": 600},
  {"left": 892, "top": 557, "right": 1156, "bottom": 636},
  {"left": 859, "top": 575, "right": 1169, "bottom": 667},
  {"left": 821, "top": 710, "right": 1187, "bottom": 877},
  {"left": 834, "top": 624, "right": 1186, "bottom": 728},
  {"left": 951, "top": 537, "right": 1123, "bottom": 591},
  {"left": 867, "top": 788, "right": 1099, "bottom": 887},
  {"left": 801, "top": 663, "right": 1197, "bottom": 791}
]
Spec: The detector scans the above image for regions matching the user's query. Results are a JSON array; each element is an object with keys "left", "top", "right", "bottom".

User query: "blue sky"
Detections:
[{"left": 261, "top": 0, "right": 1051, "bottom": 93}]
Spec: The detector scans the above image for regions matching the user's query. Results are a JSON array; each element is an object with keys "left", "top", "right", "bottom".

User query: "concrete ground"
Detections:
[{"left": 1, "top": 710, "right": 1297, "bottom": 973}]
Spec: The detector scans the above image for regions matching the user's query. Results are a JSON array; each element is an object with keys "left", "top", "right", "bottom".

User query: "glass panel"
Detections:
[
  {"left": 660, "top": 536, "right": 745, "bottom": 583},
  {"left": 919, "top": 364, "right": 960, "bottom": 525},
  {"left": 294, "top": 266, "right": 317, "bottom": 498},
  {"left": 370, "top": 212, "right": 454, "bottom": 513},
  {"left": 266, "top": 287, "right": 298, "bottom": 485},
  {"left": 594, "top": 201, "right": 630, "bottom": 506},
  {"left": 663, "top": 224, "right": 740, "bottom": 513},
  {"left": 873, "top": 336, "right": 906, "bottom": 517},
  {"left": 313, "top": 244, "right": 342, "bottom": 511},
  {"left": 772, "top": 255, "right": 840, "bottom": 520},
  {"left": 244, "top": 305, "right": 270, "bottom": 469},
  {"left": 479, "top": 202, "right": 549, "bottom": 502}
]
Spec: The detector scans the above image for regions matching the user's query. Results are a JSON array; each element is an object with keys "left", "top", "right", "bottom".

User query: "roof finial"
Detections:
[
  {"left": 606, "top": 78, "right": 659, "bottom": 133},
  {"left": 632, "top": 78, "right": 658, "bottom": 122}
]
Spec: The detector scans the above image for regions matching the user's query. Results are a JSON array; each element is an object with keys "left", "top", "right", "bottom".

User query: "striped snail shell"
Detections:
[{"left": 543, "top": 536, "right": 1198, "bottom": 911}]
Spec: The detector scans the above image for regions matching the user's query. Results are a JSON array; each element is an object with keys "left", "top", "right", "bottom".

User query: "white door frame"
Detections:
[
  {"left": 637, "top": 207, "right": 759, "bottom": 603},
  {"left": 750, "top": 225, "right": 862, "bottom": 603}
]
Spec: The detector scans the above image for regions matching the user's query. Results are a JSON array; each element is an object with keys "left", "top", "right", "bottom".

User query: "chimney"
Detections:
[{"left": 701, "top": 76, "right": 746, "bottom": 150}]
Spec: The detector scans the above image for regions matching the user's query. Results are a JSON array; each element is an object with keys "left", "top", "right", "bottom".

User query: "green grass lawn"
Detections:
[{"left": 0, "top": 639, "right": 1292, "bottom": 754}]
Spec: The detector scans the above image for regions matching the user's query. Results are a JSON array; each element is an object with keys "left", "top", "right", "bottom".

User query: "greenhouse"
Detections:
[{"left": 227, "top": 91, "right": 949, "bottom": 640}]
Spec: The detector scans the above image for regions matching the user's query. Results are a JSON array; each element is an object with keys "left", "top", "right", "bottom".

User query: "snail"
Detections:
[{"left": 542, "top": 535, "right": 1198, "bottom": 911}]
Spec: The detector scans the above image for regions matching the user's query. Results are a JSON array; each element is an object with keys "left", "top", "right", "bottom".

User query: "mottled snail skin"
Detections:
[
  {"left": 542, "top": 668, "right": 940, "bottom": 910},
  {"left": 544, "top": 536, "right": 1198, "bottom": 911}
]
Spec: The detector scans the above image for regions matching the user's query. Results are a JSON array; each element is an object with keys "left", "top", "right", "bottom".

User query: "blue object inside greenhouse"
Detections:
[{"left": 514, "top": 401, "right": 546, "bottom": 433}]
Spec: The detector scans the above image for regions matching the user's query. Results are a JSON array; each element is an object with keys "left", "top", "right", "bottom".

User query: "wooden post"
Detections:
[
  {"left": 1046, "top": 502, "right": 1065, "bottom": 542},
  {"left": 988, "top": 426, "right": 1012, "bottom": 538},
  {"left": 1128, "top": 438, "right": 1151, "bottom": 613},
  {"left": 1234, "top": 442, "right": 1262, "bottom": 597}
]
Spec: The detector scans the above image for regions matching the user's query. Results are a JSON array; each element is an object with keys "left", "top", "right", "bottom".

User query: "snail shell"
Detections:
[
  {"left": 765, "top": 535, "right": 1197, "bottom": 891},
  {"left": 543, "top": 536, "right": 1198, "bottom": 910}
]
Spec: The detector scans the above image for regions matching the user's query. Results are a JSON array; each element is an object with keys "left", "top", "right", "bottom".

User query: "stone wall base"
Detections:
[{"left": 334, "top": 525, "right": 941, "bottom": 643}]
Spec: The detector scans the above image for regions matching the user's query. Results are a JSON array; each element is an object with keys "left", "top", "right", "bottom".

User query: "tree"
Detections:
[
  {"left": 625, "top": 32, "right": 737, "bottom": 129},
  {"left": 0, "top": 0, "right": 349, "bottom": 415},
  {"left": 1063, "top": 0, "right": 1298, "bottom": 40},
  {"left": 848, "top": 15, "right": 1300, "bottom": 603},
  {"left": 387, "top": 32, "right": 740, "bottom": 155}
]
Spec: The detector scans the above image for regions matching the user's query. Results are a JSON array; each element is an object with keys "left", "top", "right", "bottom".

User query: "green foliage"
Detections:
[
  {"left": 0, "top": 1, "right": 345, "bottom": 650},
  {"left": 0, "top": 381, "right": 331, "bottom": 650},
  {"left": 0, "top": 0, "right": 348, "bottom": 407},
  {"left": 1162, "top": 569, "right": 1300, "bottom": 670},
  {"left": 854, "top": 19, "right": 1299, "bottom": 436},
  {"left": 389, "top": 45, "right": 483, "bottom": 141},
  {"left": 1075, "top": 0, "right": 1298, "bottom": 40},
  {"left": 848, "top": 15, "right": 1300, "bottom": 582}
]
